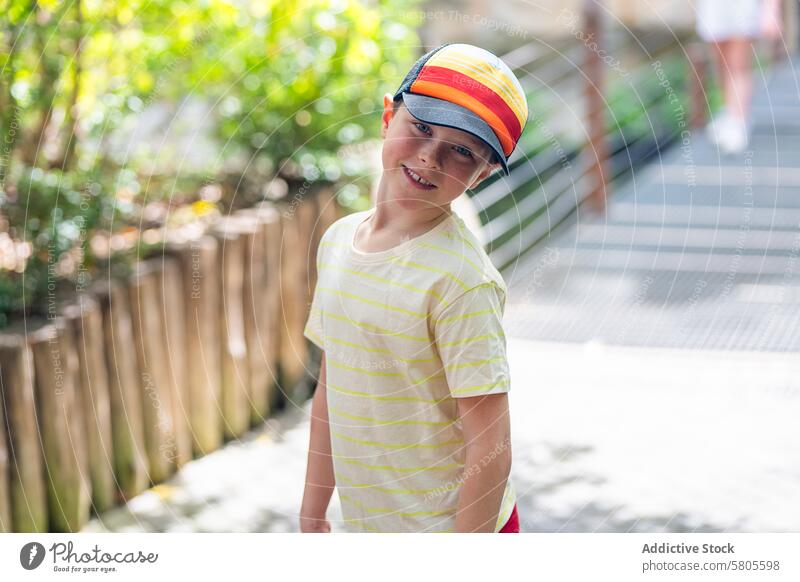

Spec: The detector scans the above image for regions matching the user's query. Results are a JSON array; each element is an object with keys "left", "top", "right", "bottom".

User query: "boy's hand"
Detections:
[{"left": 299, "top": 513, "right": 331, "bottom": 533}]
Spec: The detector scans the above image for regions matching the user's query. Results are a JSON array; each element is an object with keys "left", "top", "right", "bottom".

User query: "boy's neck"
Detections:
[{"left": 370, "top": 173, "right": 453, "bottom": 235}]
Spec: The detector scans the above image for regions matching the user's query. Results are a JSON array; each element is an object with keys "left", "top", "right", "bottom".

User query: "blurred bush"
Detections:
[
  {"left": 0, "top": 0, "right": 422, "bottom": 326},
  {"left": 205, "top": 0, "right": 422, "bottom": 202}
]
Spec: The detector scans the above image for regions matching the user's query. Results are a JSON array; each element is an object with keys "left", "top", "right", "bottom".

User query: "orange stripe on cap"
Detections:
[{"left": 410, "top": 79, "right": 516, "bottom": 156}]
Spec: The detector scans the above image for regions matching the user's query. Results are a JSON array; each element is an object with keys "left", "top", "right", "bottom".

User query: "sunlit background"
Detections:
[{"left": 1, "top": 0, "right": 799, "bottom": 533}]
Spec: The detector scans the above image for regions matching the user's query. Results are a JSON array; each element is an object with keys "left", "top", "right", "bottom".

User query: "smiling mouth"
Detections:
[{"left": 402, "top": 165, "right": 436, "bottom": 189}]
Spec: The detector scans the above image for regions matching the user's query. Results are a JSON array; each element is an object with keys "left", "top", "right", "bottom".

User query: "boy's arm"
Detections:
[
  {"left": 453, "top": 392, "right": 512, "bottom": 533},
  {"left": 300, "top": 352, "right": 336, "bottom": 532}
]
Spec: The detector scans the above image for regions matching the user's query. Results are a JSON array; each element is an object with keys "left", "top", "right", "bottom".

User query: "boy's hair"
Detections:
[{"left": 392, "top": 98, "right": 501, "bottom": 168}]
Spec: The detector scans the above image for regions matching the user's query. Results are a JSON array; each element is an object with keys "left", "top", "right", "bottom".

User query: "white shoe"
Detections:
[
  {"left": 717, "top": 116, "right": 749, "bottom": 155},
  {"left": 705, "top": 113, "right": 727, "bottom": 145}
]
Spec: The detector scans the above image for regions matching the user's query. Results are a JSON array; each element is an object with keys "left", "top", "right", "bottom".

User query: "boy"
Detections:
[{"left": 300, "top": 43, "right": 528, "bottom": 533}]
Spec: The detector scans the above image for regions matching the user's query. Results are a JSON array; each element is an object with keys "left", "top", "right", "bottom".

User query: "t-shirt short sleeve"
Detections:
[
  {"left": 433, "top": 281, "right": 510, "bottom": 398},
  {"left": 303, "top": 292, "right": 325, "bottom": 351},
  {"left": 303, "top": 230, "right": 328, "bottom": 352}
]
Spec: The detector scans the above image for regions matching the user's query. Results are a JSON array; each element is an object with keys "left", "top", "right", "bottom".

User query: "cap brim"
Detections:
[{"left": 400, "top": 92, "right": 510, "bottom": 176}]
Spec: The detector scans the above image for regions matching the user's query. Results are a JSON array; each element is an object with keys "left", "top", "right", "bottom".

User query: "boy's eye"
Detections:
[
  {"left": 413, "top": 122, "right": 473, "bottom": 158},
  {"left": 414, "top": 122, "right": 431, "bottom": 134}
]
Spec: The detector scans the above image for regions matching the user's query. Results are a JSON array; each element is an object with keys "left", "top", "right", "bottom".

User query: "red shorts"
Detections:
[{"left": 498, "top": 503, "right": 520, "bottom": 533}]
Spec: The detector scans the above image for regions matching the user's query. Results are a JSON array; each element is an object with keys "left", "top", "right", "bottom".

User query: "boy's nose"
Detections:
[{"left": 417, "top": 140, "right": 444, "bottom": 170}]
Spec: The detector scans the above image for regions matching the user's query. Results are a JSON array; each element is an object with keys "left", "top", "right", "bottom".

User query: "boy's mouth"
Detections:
[{"left": 402, "top": 165, "right": 437, "bottom": 189}]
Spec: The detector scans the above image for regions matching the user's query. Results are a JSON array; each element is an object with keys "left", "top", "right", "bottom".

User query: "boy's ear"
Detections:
[{"left": 381, "top": 93, "right": 394, "bottom": 138}]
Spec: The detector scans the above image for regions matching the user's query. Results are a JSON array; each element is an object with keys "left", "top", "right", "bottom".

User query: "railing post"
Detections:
[
  {"left": 790, "top": 0, "right": 799, "bottom": 56},
  {"left": 583, "top": 0, "right": 608, "bottom": 212},
  {"left": 687, "top": 42, "right": 708, "bottom": 130}
]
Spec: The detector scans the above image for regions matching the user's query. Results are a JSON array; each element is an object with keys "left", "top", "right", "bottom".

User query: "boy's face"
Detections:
[{"left": 380, "top": 94, "right": 500, "bottom": 210}]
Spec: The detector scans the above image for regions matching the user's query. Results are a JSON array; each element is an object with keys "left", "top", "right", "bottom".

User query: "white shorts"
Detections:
[{"left": 696, "top": 0, "right": 763, "bottom": 42}]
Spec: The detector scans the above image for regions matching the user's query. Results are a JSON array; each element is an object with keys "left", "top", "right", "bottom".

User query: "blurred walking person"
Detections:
[{"left": 696, "top": 0, "right": 783, "bottom": 153}]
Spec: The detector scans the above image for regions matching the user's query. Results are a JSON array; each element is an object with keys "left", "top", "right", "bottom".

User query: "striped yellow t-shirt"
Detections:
[{"left": 303, "top": 207, "right": 515, "bottom": 533}]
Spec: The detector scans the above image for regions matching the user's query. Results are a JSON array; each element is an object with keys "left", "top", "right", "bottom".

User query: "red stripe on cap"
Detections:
[{"left": 414, "top": 65, "right": 522, "bottom": 152}]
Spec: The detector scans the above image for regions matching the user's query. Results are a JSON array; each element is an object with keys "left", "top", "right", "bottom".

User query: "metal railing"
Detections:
[{"left": 471, "top": 9, "right": 698, "bottom": 273}]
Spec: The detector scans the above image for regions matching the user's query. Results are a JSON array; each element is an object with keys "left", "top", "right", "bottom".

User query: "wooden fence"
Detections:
[{"left": 0, "top": 186, "right": 340, "bottom": 532}]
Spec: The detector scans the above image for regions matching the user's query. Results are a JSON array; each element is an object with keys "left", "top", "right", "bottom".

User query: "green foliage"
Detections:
[
  {"left": 0, "top": 0, "right": 423, "bottom": 326},
  {"left": 200, "top": 0, "right": 421, "bottom": 195}
]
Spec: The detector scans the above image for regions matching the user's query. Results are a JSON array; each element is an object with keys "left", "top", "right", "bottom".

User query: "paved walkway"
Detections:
[
  {"left": 83, "top": 57, "right": 800, "bottom": 533},
  {"left": 81, "top": 339, "right": 800, "bottom": 533}
]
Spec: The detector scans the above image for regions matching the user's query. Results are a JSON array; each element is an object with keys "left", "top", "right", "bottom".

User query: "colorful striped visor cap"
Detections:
[{"left": 393, "top": 43, "right": 529, "bottom": 175}]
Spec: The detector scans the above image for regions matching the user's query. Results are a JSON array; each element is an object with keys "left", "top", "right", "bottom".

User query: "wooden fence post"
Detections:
[
  {"left": 172, "top": 235, "right": 223, "bottom": 455},
  {"left": 583, "top": 0, "right": 609, "bottom": 212},
  {"left": 279, "top": 197, "right": 317, "bottom": 404},
  {"left": 95, "top": 281, "right": 149, "bottom": 501},
  {"left": 310, "top": 186, "right": 341, "bottom": 292},
  {"left": 29, "top": 319, "right": 91, "bottom": 531},
  {"left": 155, "top": 256, "right": 193, "bottom": 468},
  {"left": 63, "top": 296, "right": 116, "bottom": 514},
  {"left": 263, "top": 205, "right": 284, "bottom": 411},
  {"left": 232, "top": 210, "right": 271, "bottom": 424},
  {"left": 0, "top": 377, "right": 9, "bottom": 531},
  {"left": 298, "top": 194, "right": 319, "bottom": 315},
  {"left": 237, "top": 203, "right": 283, "bottom": 416},
  {"left": 129, "top": 261, "right": 178, "bottom": 482},
  {"left": 0, "top": 332, "right": 48, "bottom": 532},
  {"left": 213, "top": 218, "right": 251, "bottom": 439}
]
